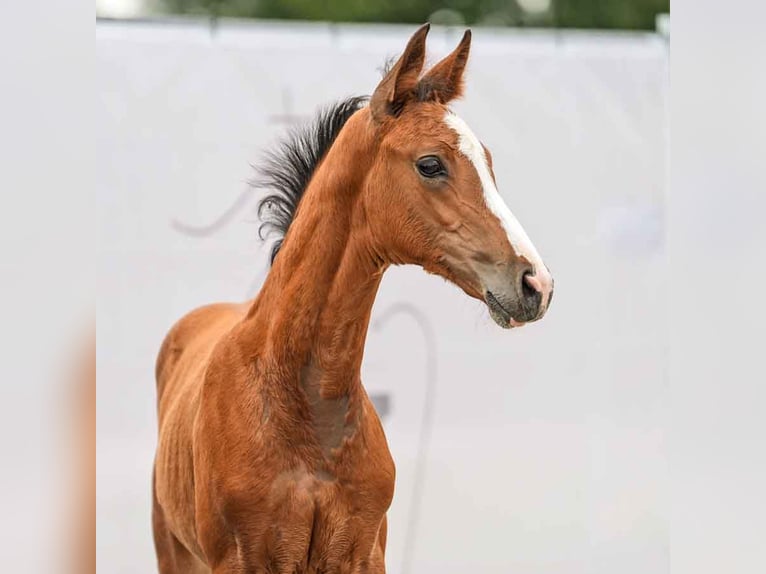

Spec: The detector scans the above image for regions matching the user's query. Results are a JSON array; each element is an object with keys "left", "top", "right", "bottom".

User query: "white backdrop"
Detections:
[{"left": 97, "top": 19, "right": 668, "bottom": 574}]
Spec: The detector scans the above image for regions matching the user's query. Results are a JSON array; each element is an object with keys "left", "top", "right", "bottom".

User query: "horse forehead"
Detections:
[{"left": 389, "top": 105, "right": 458, "bottom": 143}]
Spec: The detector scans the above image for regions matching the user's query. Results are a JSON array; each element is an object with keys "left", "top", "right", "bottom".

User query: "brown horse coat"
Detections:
[{"left": 152, "top": 24, "right": 552, "bottom": 574}]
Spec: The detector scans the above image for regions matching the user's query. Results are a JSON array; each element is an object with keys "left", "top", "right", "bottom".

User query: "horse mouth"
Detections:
[{"left": 485, "top": 291, "right": 527, "bottom": 329}]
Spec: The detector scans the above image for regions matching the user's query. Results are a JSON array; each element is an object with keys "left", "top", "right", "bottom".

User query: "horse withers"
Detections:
[{"left": 153, "top": 24, "right": 553, "bottom": 574}]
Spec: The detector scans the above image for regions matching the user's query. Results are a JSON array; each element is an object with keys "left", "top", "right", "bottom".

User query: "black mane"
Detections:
[{"left": 256, "top": 96, "right": 368, "bottom": 264}]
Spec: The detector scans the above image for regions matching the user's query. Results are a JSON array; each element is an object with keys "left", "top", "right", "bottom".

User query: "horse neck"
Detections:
[{"left": 245, "top": 110, "right": 384, "bottom": 398}]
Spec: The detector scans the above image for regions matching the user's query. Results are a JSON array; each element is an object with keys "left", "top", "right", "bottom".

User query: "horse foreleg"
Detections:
[{"left": 152, "top": 468, "right": 210, "bottom": 574}]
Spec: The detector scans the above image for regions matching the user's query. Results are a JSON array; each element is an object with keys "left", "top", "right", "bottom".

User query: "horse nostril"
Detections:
[{"left": 521, "top": 271, "right": 538, "bottom": 301}]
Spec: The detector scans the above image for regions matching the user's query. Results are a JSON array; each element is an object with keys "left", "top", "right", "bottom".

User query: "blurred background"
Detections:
[
  {"left": 97, "top": 2, "right": 669, "bottom": 573},
  {"left": 97, "top": 0, "right": 669, "bottom": 30}
]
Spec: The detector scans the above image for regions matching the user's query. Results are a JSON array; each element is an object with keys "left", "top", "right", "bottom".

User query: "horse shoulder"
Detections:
[{"left": 153, "top": 302, "right": 250, "bottom": 560}]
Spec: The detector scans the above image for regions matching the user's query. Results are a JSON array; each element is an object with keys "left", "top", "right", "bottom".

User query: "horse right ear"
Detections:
[
  {"left": 370, "top": 23, "right": 430, "bottom": 122},
  {"left": 418, "top": 29, "right": 471, "bottom": 104}
]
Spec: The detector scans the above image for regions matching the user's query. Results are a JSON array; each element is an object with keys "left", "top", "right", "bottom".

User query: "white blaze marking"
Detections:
[{"left": 444, "top": 111, "right": 551, "bottom": 292}]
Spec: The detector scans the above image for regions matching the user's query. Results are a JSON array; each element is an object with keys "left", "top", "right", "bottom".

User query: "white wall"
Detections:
[{"left": 97, "top": 19, "right": 668, "bottom": 574}]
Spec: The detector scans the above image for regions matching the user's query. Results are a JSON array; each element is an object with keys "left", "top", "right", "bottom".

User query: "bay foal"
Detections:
[{"left": 153, "top": 24, "right": 553, "bottom": 574}]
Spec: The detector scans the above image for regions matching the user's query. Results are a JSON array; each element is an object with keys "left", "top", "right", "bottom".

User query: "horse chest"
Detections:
[
  {"left": 201, "top": 364, "right": 395, "bottom": 569},
  {"left": 241, "top": 466, "right": 391, "bottom": 572}
]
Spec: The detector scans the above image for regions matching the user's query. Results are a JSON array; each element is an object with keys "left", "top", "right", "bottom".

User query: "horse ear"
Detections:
[
  {"left": 418, "top": 29, "right": 471, "bottom": 104},
  {"left": 370, "top": 23, "right": 430, "bottom": 122}
]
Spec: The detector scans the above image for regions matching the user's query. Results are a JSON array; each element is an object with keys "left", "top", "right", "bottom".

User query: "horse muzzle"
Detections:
[{"left": 483, "top": 267, "right": 553, "bottom": 329}]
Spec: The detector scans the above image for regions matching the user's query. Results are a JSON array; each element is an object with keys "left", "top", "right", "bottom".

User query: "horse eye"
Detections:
[{"left": 416, "top": 156, "right": 446, "bottom": 178}]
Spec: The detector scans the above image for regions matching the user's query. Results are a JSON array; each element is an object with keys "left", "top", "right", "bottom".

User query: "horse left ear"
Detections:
[
  {"left": 370, "top": 23, "right": 430, "bottom": 122},
  {"left": 418, "top": 29, "right": 472, "bottom": 104}
]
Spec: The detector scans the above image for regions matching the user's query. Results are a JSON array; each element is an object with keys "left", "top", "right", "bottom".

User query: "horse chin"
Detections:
[{"left": 484, "top": 291, "right": 527, "bottom": 329}]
